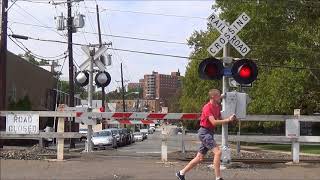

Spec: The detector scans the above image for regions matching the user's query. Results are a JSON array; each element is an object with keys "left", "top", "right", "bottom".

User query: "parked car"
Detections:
[
  {"left": 79, "top": 128, "right": 87, "bottom": 142},
  {"left": 140, "top": 129, "right": 148, "bottom": 139},
  {"left": 148, "top": 127, "right": 155, "bottom": 134},
  {"left": 121, "top": 128, "right": 131, "bottom": 145},
  {"left": 91, "top": 130, "right": 117, "bottom": 149},
  {"left": 128, "top": 129, "right": 135, "bottom": 143},
  {"left": 109, "top": 128, "right": 125, "bottom": 147},
  {"left": 133, "top": 132, "right": 143, "bottom": 141}
]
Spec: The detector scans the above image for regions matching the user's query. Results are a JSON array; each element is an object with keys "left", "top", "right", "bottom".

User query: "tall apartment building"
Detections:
[{"left": 143, "top": 71, "right": 181, "bottom": 100}]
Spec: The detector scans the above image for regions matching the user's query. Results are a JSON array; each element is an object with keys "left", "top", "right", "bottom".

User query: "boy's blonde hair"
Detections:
[{"left": 208, "top": 89, "right": 220, "bottom": 99}]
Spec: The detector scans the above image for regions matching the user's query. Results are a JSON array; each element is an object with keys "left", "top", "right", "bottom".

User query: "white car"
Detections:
[
  {"left": 91, "top": 130, "right": 117, "bottom": 149},
  {"left": 133, "top": 132, "right": 143, "bottom": 141}
]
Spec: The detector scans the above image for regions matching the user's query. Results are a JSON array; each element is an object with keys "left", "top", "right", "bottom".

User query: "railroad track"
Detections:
[{"left": 176, "top": 158, "right": 320, "bottom": 164}]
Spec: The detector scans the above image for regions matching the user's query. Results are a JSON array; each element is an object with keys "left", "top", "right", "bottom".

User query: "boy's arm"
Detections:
[{"left": 208, "top": 114, "right": 236, "bottom": 126}]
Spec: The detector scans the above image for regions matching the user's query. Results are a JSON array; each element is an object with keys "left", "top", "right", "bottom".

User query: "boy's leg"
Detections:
[
  {"left": 180, "top": 152, "right": 204, "bottom": 174},
  {"left": 212, "top": 146, "right": 222, "bottom": 178}
]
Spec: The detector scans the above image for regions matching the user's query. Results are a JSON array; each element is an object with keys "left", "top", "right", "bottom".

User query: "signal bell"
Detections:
[
  {"left": 232, "top": 59, "right": 258, "bottom": 85},
  {"left": 198, "top": 57, "right": 224, "bottom": 80}
]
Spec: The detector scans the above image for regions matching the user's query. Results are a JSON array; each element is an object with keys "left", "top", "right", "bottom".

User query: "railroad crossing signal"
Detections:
[
  {"left": 76, "top": 45, "right": 112, "bottom": 88},
  {"left": 200, "top": 12, "right": 258, "bottom": 85},
  {"left": 198, "top": 58, "right": 258, "bottom": 85}
]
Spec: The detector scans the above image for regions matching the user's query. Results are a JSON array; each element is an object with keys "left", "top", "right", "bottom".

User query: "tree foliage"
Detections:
[
  {"left": 59, "top": 81, "right": 87, "bottom": 99},
  {"left": 19, "top": 52, "right": 49, "bottom": 66},
  {"left": 181, "top": 0, "right": 320, "bottom": 131},
  {"left": 8, "top": 95, "right": 32, "bottom": 111}
]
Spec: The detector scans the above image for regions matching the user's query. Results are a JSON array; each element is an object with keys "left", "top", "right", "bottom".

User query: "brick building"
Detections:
[
  {"left": 127, "top": 79, "right": 143, "bottom": 91},
  {"left": 143, "top": 71, "right": 181, "bottom": 101},
  {"left": 0, "top": 51, "right": 81, "bottom": 131}
]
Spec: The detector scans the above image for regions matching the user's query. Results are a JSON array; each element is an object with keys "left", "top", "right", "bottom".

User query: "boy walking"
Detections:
[{"left": 176, "top": 89, "right": 237, "bottom": 180}]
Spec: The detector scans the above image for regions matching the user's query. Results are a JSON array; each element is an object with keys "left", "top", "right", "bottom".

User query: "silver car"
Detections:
[
  {"left": 133, "top": 132, "right": 143, "bottom": 142},
  {"left": 91, "top": 130, "right": 117, "bottom": 149}
]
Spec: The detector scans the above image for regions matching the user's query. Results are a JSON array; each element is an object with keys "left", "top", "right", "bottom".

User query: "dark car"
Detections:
[
  {"left": 109, "top": 128, "right": 125, "bottom": 147},
  {"left": 120, "top": 128, "right": 132, "bottom": 145}
]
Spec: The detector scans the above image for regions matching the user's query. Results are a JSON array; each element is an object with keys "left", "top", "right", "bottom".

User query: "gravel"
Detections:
[
  {"left": 0, "top": 145, "right": 56, "bottom": 160},
  {"left": 168, "top": 149, "right": 320, "bottom": 161}
]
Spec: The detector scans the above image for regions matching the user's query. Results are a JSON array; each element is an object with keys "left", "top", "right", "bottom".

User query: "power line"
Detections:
[
  {"left": 8, "top": 34, "right": 320, "bottom": 71},
  {"left": 8, "top": 36, "right": 67, "bottom": 61},
  {"left": 104, "top": 14, "right": 135, "bottom": 85},
  {"left": 18, "top": 0, "right": 51, "bottom": 5},
  {"left": 13, "top": 3, "right": 85, "bottom": 57},
  {"left": 8, "top": 21, "right": 320, "bottom": 53},
  {"left": 84, "top": 6, "right": 207, "bottom": 20},
  {"left": 83, "top": 0, "right": 99, "bottom": 43},
  {"left": 8, "top": 28, "right": 67, "bottom": 60},
  {"left": 8, "top": 21, "right": 189, "bottom": 45}
]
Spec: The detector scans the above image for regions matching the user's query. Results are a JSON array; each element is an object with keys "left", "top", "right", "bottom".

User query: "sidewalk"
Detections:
[{"left": 1, "top": 153, "right": 320, "bottom": 180}]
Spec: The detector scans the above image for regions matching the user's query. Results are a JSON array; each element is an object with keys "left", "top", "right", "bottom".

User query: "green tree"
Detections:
[
  {"left": 58, "top": 81, "right": 87, "bottom": 99},
  {"left": 19, "top": 52, "right": 39, "bottom": 65},
  {"left": 181, "top": 0, "right": 320, "bottom": 131},
  {"left": 8, "top": 95, "right": 32, "bottom": 111}
]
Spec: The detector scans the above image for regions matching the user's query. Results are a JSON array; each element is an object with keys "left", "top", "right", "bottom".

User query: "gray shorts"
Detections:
[{"left": 198, "top": 127, "right": 217, "bottom": 155}]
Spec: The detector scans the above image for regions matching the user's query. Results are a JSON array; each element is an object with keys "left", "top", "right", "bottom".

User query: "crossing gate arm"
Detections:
[{"left": 77, "top": 112, "right": 201, "bottom": 120}]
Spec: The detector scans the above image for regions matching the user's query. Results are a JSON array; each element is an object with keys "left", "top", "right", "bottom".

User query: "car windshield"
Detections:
[
  {"left": 134, "top": 132, "right": 142, "bottom": 135},
  {"left": 93, "top": 131, "right": 111, "bottom": 137},
  {"left": 112, "top": 130, "right": 119, "bottom": 135}
]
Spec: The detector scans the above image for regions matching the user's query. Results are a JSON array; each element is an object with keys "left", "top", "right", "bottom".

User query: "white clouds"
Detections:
[{"left": 7, "top": 0, "right": 214, "bottom": 91}]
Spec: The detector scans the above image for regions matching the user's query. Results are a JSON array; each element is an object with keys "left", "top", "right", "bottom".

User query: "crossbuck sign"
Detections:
[
  {"left": 79, "top": 45, "right": 108, "bottom": 71},
  {"left": 207, "top": 12, "right": 251, "bottom": 57}
]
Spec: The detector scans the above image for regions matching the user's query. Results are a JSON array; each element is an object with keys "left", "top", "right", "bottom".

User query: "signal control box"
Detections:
[{"left": 221, "top": 92, "right": 248, "bottom": 119}]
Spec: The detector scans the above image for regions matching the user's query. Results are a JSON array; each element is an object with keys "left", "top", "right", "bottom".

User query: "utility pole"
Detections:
[
  {"left": 67, "top": 0, "right": 75, "bottom": 149},
  {"left": 0, "top": 0, "right": 8, "bottom": 135},
  {"left": 121, "top": 63, "right": 126, "bottom": 112},
  {"left": 95, "top": 4, "right": 105, "bottom": 113}
]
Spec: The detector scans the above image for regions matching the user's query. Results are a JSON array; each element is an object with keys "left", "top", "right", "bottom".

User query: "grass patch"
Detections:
[{"left": 243, "top": 143, "right": 320, "bottom": 155}]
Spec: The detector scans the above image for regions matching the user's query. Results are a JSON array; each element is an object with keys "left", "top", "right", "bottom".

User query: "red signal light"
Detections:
[
  {"left": 239, "top": 65, "right": 252, "bottom": 78},
  {"left": 205, "top": 64, "right": 218, "bottom": 77},
  {"left": 198, "top": 58, "right": 224, "bottom": 80},
  {"left": 232, "top": 59, "right": 258, "bottom": 84}
]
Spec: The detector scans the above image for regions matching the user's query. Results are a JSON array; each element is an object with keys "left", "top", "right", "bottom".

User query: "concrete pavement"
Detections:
[{"left": 1, "top": 155, "right": 320, "bottom": 180}]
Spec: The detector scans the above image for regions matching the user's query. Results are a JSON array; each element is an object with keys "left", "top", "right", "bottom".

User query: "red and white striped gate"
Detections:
[{"left": 75, "top": 112, "right": 201, "bottom": 124}]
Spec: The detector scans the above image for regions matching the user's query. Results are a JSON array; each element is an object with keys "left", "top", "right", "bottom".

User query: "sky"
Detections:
[{"left": 7, "top": 0, "right": 215, "bottom": 92}]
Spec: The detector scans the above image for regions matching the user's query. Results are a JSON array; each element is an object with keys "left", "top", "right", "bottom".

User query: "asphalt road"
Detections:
[
  {"left": 117, "top": 130, "right": 198, "bottom": 155},
  {"left": 2, "top": 130, "right": 320, "bottom": 180}
]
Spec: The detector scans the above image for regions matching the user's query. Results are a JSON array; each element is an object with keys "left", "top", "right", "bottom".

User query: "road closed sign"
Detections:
[{"left": 6, "top": 114, "right": 39, "bottom": 134}]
